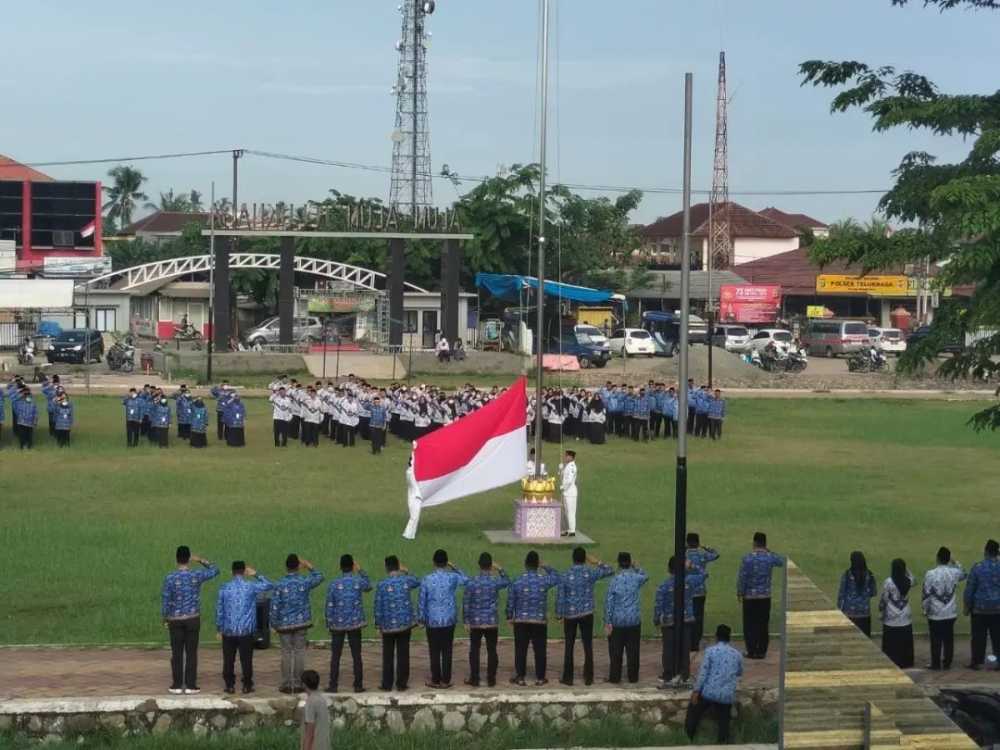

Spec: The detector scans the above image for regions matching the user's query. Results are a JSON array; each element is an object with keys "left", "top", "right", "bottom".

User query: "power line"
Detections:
[{"left": 1, "top": 147, "right": 890, "bottom": 197}]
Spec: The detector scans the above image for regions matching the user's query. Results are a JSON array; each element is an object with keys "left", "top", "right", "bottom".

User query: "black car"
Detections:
[
  {"left": 547, "top": 334, "right": 609, "bottom": 369},
  {"left": 47, "top": 329, "right": 105, "bottom": 364},
  {"left": 906, "top": 325, "right": 964, "bottom": 354}
]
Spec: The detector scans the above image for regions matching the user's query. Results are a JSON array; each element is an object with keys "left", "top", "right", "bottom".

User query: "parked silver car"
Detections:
[
  {"left": 246, "top": 316, "right": 324, "bottom": 347},
  {"left": 711, "top": 324, "right": 752, "bottom": 353}
]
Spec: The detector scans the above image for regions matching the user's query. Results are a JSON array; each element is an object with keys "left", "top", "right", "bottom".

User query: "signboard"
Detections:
[
  {"left": 806, "top": 305, "right": 831, "bottom": 318},
  {"left": 212, "top": 200, "right": 461, "bottom": 233},
  {"left": 307, "top": 294, "right": 377, "bottom": 314},
  {"left": 42, "top": 255, "right": 113, "bottom": 278},
  {"left": 816, "top": 274, "right": 909, "bottom": 297},
  {"left": 718, "top": 284, "right": 781, "bottom": 324},
  {"left": 0, "top": 279, "right": 74, "bottom": 309}
]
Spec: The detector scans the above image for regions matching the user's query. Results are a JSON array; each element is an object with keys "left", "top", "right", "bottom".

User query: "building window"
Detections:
[
  {"left": 94, "top": 308, "right": 116, "bottom": 332},
  {"left": 403, "top": 310, "right": 418, "bottom": 333},
  {"left": 73, "top": 310, "right": 88, "bottom": 329}
]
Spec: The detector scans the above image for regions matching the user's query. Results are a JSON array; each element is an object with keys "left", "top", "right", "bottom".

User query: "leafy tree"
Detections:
[
  {"left": 102, "top": 165, "right": 149, "bottom": 228},
  {"left": 800, "top": 0, "right": 1000, "bottom": 429}
]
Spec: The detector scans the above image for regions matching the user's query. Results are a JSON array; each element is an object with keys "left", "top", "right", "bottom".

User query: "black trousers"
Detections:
[
  {"left": 562, "top": 615, "right": 594, "bottom": 684},
  {"left": 273, "top": 419, "right": 288, "bottom": 447},
  {"left": 380, "top": 629, "right": 411, "bottom": 690},
  {"left": 140, "top": 416, "right": 150, "bottom": 436},
  {"left": 178, "top": 423, "right": 191, "bottom": 439},
  {"left": 607, "top": 624, "right": 641, "bottom": 683},
  {"left": 426, "top": 625, "right": 455, "bottom": 685},
  {"left": 126, "top": 421, "right": 141, "bottom": 447},
  {"left": 371, "top": 427, "right": 386, "bottom": 454},
  {"left": 742, "top": 598, "right": 771, "bottom": 658},
  {"left": 226, "top": 426, "right": 245, "bottom": 447},
  {"left": 687, "top": 408, "right": 696, "bottom": 434},
  {"left": 190, "top": 431, "right": 207, "bottom": 448},
  {"left": 685, "top": 697, "right": 731, "bottom": 743},
  {"left": 329, "top": 629, "right": 363, "bottom": 690},
  {"left": 631, "top": 417, "right": 648, "bottom": 441},
  {"left": 168, "top": 617, "right": 200, "bottom": 689},
  {"left": 55, "top": 428, "right": 70, "bottom": 446},
  {"left": 971, "top": 612, "right": 1000, "bottom": 666},
  {"left": 18, "top": 425, "right": 33, "bottom": 449},
  {"left": 695, "top": 412, "right": 709, "bottom": 437},
  {"left": 691, "top": 596, "right": 707, "bottom": 651},
  {"left": 661, "top": 624, "right": 692, "bottom": 680},
  {"left": 513, "top": 622, "right": 547, "bottom": 681},
  {"left": 928, "top": 617, "right": 955, "bottom": 669},
  {"left": 221, "top": 634, "right": 254, "bottom": 689},
  {"left": 650, "top": 412, "right": 662, "bottom": 437},
  {"left": 289, "top": 415, "right": 300, "bottom": 439},
  {"left": 216, "top": 412, "right": 225, "bottom": 440},
  {"left": 48, "top": 412, "right": 55, "bottom": 436},
  {"left": 849, "top": 616, "right": 872, "bottom": 638},
  {"left": 882, "top": 624, "right": 914, "bottom": 669},
  {"left": 709, "top": 418, "right": 722, "bottom": 440},
  {"left": 469, "top": 627, "right": 499, "bottom": 685},
  {"left": 663, "top": 418, "right": 675, "bottom": 438},
  {"left": 359, "top": 416, "right": 370, "bottom": 440}
]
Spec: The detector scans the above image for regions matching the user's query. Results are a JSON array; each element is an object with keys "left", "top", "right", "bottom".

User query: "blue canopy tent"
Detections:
[{"left": 474, "top": 272, "right": 613, "bottom": 304}]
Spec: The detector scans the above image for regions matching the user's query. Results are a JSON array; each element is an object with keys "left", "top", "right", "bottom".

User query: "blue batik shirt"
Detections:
[
  {"left": 708, "top": 397, "right": 726, "bottom": 419},
  {"left": 694, "top": 641, "right": 743, "bottom": 705},
  {"left": 653, "top": 572, "right": 702, "bottom": 626},
  {"left": 607, "top": 391, "right": 622, "bottom": 413},
  {"left": 695, "top": 391, "right": 711, "bottom": 415},
  {"left": 374, "top": 573, "right": 421, "bottom": 633},
  {"left": 634, "top": 395, "right": 652, "bottom": 419},
  {"left": 507, "top": 567, "right": 560, "bottom": 623},
  {"left": 269, "top": 569, "right": 325, "bottom": 631},
  {"left": 190, "top": 405, "right": 208, "bottom": 432},
  {"left": 216, "top": 574, "right": 274, "bottom": 636},
  {"left": 211, "top": 386, "right": 233, "bottom": 413},
  {"left": 14, "top": 398, "right": 37, "bottom": 427},
  {"left": 161, "top": 562, "right": 220, "bottom": 620},
  {"left": 965, "top": 557, "right": 1000, "bottom": 614},
  {"left": 686, "top": 547, "right": 720, "bottom": 597},
  {"left": 837, "top": 570, "right": 877, "bottom": 618},
  {"left": 0, "top": 390, "right": 5, "bottom": 423},
  {"left": 324, "top": 571, "right": 372, "bottom": 631},
  {"left": 556, "top": 563, "right": 613, "bottom": 619},
  {"left": 737, "top": 550, "right": 784, "bottom": 599},
  {"left": 604, "top": 567, "right": 649, "bottom": 628},
  {"left": 225, "top": 400, "right": 246, "bottom": 427},
  {"left": 152, "top": 402, "right": 171, "bottom": 427},
  {"left": 418, "top": 568, "right": 469, "bottom": 628},
  {"left": 173, "top": 392, "right": 192, "bottom": 424},
  {"left": 368, "top": 405, "right": 388, "bottom": 428},
  {"left": 54, "top": 402, "right": 73, "bottom": 429},
  {"left": 462, "top": 571, "right": 510, "bottom": 628},
  {"left": 622, "top": 395, "right": 636, "bottom": 417},
  {"left": 123, "top": 395, "right": 142, "bottom": 422}
]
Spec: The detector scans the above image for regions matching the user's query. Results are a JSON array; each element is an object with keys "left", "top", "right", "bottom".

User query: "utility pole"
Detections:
[
  {"left": 532, "top": 0, "right": 550, "bottom": 478},
  {"left": 672, "top": 72, "right": 694, "bottom": 674},
  {"left": 207, "top": 182, "right": 215, "bottom": 384},
  {"left": 707, "top": 51, "right": 731, "bottom": 389},
  {"left": 231, "top": 150, "right": 244, "bottom": 219}
]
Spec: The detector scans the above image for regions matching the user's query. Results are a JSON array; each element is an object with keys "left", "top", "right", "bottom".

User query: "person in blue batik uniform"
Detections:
[
  {"left": 14, "top": 386, "right": 37, "bottom": 449},
  {"left": 653, "top": 556, "right": 702, "bottom": 685},
  {"left": 172, "top": 384, "right": 193, "bottom": 440},
  {"left": 686, "top": 532, "right": 720, "bottom": 652},
  {"left": 462, "top": 552, "right": 509, "bottom": 687},
  {"left": 737, "top": 532, "right": 784, "bottom": 659},
  {"left": 152, "top": 396, "right": 171, "bottom": 449},
  {"left": 965, "top": 539, "right": 1000, "bottom": 670},
  {"left": 685, "top": 624, "right": 743, "bottom": 744},
  {"left": 708, "top": 388, "right": 726, "bottom": 440},
  {"left": 216, "top": 560, "right": 273, "bottom": 694},
  {"left": 225, "top": 394, "right": 247, "bottom": 447},
  {"left": 374, "top": 555, "right": 420, "bottom": 691},
  {"left": 122, "top": 388, "right": 143, "bottom": 447},
  {"left": 604, "top": 551, "right": 648, "bottom": 684},
  {"left": 161, "top": 545, "right": 218, "bottom": 693},
  {"left": 507, "top": 550, "right": 560, "bottom": 686},
  {"left": 418, "top": 549, "right": 469, "bottom": 688},
  {"left": 210, "top": 381, "right": 233, "bottom": 441},
  {"left": 53, "top": 392, "right": 73, "bottom": 447},
  {"left": 324, "top": 554, "right": 371, "bottom": 693},
  {"left": 837, "top": 551, "right": 877, "bottom": 637},
  {"left": 269, "top": 553, "right": 324, "bottom": 693},
  {"left": 556, "top": 547, "right": 612, "bottom": 686},
  {"left": 189, "top": 399, "right": 209, "bottom": 448}
]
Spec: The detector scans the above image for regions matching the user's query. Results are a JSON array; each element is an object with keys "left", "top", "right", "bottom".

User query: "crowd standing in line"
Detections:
[{"left": 3, "top": 374, "right": 74, "bottom": 449}]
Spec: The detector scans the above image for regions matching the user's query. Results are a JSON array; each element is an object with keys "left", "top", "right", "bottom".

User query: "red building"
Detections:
[{"left": 0, "top": 154, "right": 103, "bottom": 274}]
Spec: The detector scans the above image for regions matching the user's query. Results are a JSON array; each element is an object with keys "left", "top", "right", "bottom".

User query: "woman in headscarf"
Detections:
[
  {"left": 837, "top": 551, "right": 877, "bottom": 636},
  {"left": 879, "top": 558, "right": 915, "bottom": 668},
  {"left": 587, "top": 395, "right": 606, "bottom": 445}
]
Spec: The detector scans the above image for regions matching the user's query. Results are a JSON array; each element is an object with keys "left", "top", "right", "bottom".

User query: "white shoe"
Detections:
[
  {"left": 184, "top": 688, "right": 201, "bottom": 695},
  {"left": 168, "top": 688, "right": 184, "bottom": 695}
]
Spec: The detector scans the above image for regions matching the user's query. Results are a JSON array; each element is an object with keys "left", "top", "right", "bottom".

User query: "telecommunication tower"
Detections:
[
  {"left": 708, "top": 51, "right": 732, "bottom": 270},
  {"left": 389, "top": 0, "right": 435, "bottom": 215}
]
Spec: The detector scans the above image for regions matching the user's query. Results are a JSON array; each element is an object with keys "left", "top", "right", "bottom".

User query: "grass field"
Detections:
[{"left": 1, "top": 394, "right": 997, "bottom": 645}]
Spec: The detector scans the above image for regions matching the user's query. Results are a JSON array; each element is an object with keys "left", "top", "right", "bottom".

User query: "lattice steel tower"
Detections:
[
  {"left": 708, "top": 51, "right": 732, "bottom": 270},
  {"left": 389, "top": 0, "right": 435, "bottom": 215}
]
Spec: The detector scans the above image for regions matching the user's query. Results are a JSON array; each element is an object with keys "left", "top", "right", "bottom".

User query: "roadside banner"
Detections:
[{"left": 719, "top": 284, "right": 781, "bottom": 323}]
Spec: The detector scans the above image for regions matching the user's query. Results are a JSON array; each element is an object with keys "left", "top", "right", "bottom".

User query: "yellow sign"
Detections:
[
  {"left": 815, "top": 274, "right": 910, "bottom": 297},
  {"left": 806, "top": 305, "right": 828, "bottom": 318}
]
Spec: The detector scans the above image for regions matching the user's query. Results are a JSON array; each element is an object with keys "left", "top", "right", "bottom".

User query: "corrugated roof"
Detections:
[
  {"left": 0, "top": 154, "right": 53, "bottom": 182},
  {"left": 124, "top": 211, "right": 208, "bottom": 235},
  {"left": 758, "top": 207, "right": 829, "bottom": 230},
  {"left": 629, "top": 269, "right": 748, "bottom": 300},
  {"left": 641, "top": 202, "right": 798, "bottom": 241}
]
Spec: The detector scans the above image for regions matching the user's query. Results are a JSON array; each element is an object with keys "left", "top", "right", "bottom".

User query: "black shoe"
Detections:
[
  {"left": 325, "top": 685, "right": 339, "bottom": 693},
  {"left": 379, "top": 686, "right": 392, "bottom": 692},
  {"left": 354, "top": 686, "right": 366, "bottom": 694},
  {"left": 241, "top": 685, "right": 254, "bottom": 694},
  {"left": 424, "top": 681, "right": 441, "bottom": 689},
  {"left": 279, "top": 686, "right": 295, "bottom": 693},
  {"left": 966, "top": 663, "right": 982, "bottom": 671},
  {"left": 559, "top": 678, "right": 573, "bottom": 686},
  {"left": 583, "top": 678, "right": 593, "bottom": 686},
  {"left": 464, "top": 678, "right": 480, "bottom": 687},
  {"left": 486, "top": 679, "right": 496, "bottom": 687},
  {"left": 535, "top": 678, "right": 548, "bottom": 687},
  {"left": 560, "top": 531, "right": 569, "bottom": 537},
  {"left": 224, "top": 687, "right": 235, "bottom": 695},
  {"left": 510, "top": 677, "right": 526, "bottom": 686}
]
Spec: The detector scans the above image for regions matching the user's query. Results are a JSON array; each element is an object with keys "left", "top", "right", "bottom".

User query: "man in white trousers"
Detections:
[
  {"left": 403, "top": 454, "right": 422, "bottom": 540},
  {"left": 560, "top": 450, "right": 578, "bottom": 538}
]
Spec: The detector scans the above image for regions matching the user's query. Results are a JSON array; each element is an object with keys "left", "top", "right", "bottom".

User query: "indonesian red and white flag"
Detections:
[
  {"left": 413, "top": 376, "right": 527, "bottom": 507},
  {"left": 79, "top": 220, "right": 96, "bottom": 239}
]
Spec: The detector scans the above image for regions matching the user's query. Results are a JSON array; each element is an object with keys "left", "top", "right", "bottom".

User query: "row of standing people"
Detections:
[
  {"left": 2, "top": 374, "right": 73, "bottom": 449},
  {"left": 836, "top": 541, "right": 1000, "bottom": 670},
  {"left": 121, "top": 384, "right": 246, "bottom": 448}
]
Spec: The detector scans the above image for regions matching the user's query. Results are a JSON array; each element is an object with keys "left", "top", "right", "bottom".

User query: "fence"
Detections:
[{"left": 0, "top": 320, "right": 37, "bottom": 350}]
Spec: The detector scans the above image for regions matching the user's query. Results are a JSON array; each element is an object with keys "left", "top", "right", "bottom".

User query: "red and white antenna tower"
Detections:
[{"left": 708, "top": 51, "right": 732, "bottom": 271}]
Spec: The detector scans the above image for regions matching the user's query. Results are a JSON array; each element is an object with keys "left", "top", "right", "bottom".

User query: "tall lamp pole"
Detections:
[
  {"left": 206, "top": 182, "right": 215, "bottom": 384},
  {"left": 672, "top": 73, "right": 694, "bottom": 672},
  {"left": 532, "top": 0, "right": 551, "bottom": 478}
]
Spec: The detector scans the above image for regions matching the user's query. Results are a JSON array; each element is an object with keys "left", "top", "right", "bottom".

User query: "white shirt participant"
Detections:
[
  {"left": 403, "top": 455, "right": 422, "bottom": 540},
  {"left": 560, "top": 450, "right": 578, "bottom": 537}
]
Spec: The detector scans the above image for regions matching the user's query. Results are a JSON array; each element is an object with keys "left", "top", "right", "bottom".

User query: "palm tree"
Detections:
[
  {"left": 144, "top": 189, "right": 192, "bottom": 213},
  {"left": 189, "top": 190, "right": 204, "bottom": 212},
  {"left": 103, "top": 165, "right": 149, "bottom": 229}
]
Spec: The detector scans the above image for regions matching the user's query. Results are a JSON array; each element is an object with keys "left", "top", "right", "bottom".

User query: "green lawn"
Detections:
[{"left": 0, "top": 395, "right": 997, "bottom": 645}]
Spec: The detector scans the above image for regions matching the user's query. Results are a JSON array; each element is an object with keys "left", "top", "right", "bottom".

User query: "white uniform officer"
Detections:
[
  {"left": 560, "top": 450, "right": 578, "bottom": 538},
  {"left": 402, "top": 453, "right": 422, "bottom": 540}
]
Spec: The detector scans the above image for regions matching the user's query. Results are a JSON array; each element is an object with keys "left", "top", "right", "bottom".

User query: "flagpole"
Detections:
[{"left": 532, "top": 0, "right": 550, "bottom": 479}]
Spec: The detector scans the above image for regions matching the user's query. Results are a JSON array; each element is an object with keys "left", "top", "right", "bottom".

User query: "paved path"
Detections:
[{"left": 1, "top": 634, "right": 992, "bottom": 702}]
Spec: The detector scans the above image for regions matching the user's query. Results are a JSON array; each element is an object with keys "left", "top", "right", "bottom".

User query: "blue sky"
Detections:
[{"left": 1, "top": 0, "right": 997, "bottom": 225}]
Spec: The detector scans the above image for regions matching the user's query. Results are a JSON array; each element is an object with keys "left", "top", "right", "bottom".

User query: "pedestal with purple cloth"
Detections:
[{"left": 484, "top": 476, "right": 594, "bottom": 546}]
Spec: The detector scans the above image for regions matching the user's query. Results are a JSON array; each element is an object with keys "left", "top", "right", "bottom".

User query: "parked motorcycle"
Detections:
[
  {"left": 173, "top": 323, "right": 204, "bottom": 351},
  {"left": 106, "top": 337, "right": 136, "bottom": 373},
  {"left": 17, "top": 339, "right": 35, "bottom": 365},
  {"left": 848, "top": 349, "right": 887, "bottom": 373},
  {"left": 785, "top": 350, "right": 809, "bottom": 373}
]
